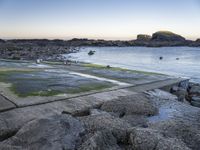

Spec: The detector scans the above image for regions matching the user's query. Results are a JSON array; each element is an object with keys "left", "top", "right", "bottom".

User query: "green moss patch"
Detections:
[
  {"left": 66, "top": 83, "right": 113, "bottom": 94},
  {"left": 0, "top": 69, "right": 115, "bottom": 97},
  {"left": 83, "top": 63, "right": 165, "bottom": 75}
]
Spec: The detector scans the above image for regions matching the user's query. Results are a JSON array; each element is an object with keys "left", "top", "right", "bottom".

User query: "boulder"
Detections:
[
  {"left": 129, "top": 128, "right": 191, "bottom": 150},
  {"left": 0, "top": 114, "right": 85, "bottom": 150},
  {"left": 122, "top": 115, "right": 148, "bottom": 127},
  {"left": 178, "top": 80, "right": 189, "bottom": 90},
  {"left": 152, "top": 31, "right": 186, "bottom": 42},
  {"left": 170, "top": 86, "right": 188, "bottom": 102},
  {"left": 80, "top": 111, "right": 131, "bottom": 144},
  {"left": 149, "top": 119, "right": 200, "bottom": 150},
  {"left": 101, "top": 94, "right": 158, "bottom": 117},
  {"left": 78, "top": 131, "right": 121, "bottom": 150},
  {"left": 191, "top": 96, "right": 200, "bottom": 107},
  {"left": 189, "top": 85, "right": 200, "bottom": 96}
]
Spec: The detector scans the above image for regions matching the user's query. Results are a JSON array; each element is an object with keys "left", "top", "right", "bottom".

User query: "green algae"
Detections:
[
  {"left": 66, "top": 83, "right": 113, "bottom": 94},
  {"left": 82, "top": 63, "right": 165, "bottom": 75},
  {"left": 0, "top": 69, "right": 114, "bottom": 97}
]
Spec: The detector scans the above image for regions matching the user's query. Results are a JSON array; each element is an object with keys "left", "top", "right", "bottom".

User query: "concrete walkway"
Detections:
[{"left": 0, "top": 77, "right": 186, "bottom": 113}]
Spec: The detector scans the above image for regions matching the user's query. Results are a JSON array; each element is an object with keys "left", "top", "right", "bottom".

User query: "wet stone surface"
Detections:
[
  {"left": 0, "top": 60, "right": 173, "bottom": 107},
  {"left": 0, "top": 69, "right": 114, "bottom": 97}
]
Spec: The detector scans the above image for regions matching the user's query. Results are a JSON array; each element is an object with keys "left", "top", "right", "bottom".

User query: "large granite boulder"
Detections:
[
  {"left": 78, "top": 130, "right": 121, "bottom": 150},
  {"left": 0, "top": 114, "right": 85, "bottom": 150},
  {"left": 149, "top": 118, "right": 200, "bottom": 150},
  {"left": 129, "top": 128, "right": 191, "bottom": 150},
  {"left": 101, "top": 94, "right": 158, "bottom": 117},
  {"left": 80, "top": 110, "right": 131, "bottom": 144},
  {"left": 152, "top": 31, "right": 186, "bottom": 42}
]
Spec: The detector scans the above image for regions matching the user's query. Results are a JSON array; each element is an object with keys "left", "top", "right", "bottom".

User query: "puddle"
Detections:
[{"left": 148, "top": 105, "right": 177, "bottom": 123}]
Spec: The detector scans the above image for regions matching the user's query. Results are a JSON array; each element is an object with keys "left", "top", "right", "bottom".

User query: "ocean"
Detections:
[{"left": 64, "top": 46, "right": 200, "bottom": 83}]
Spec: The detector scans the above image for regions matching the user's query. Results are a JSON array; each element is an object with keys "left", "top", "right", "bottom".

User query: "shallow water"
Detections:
[{"left": 64, "top": 47, "right": 200, "bottom": 83}]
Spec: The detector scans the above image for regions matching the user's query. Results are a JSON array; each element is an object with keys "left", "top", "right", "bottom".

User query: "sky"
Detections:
[{"left": 0, "top": 0, "right": 200, "bottom": 40}]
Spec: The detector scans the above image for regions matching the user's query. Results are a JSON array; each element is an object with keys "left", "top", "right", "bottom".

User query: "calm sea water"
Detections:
[{"left": 64, "top": 47, "right": 200, "bottom": 83}]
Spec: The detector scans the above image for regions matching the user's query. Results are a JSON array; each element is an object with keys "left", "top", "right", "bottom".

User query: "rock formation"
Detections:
[
  {"left": 137, "top": 34, "right": 152, "bottom": 41},
  {"left": 0, "top": 89, "right": 200, "bottom": 149},
  {"left": 152, "top": 31, "right": 186, "bottom": 42}
]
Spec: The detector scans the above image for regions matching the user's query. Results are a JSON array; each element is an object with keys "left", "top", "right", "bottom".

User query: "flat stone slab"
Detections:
[
  {"left": 0, "top": 95, "right": 16, "bottom": 112},
  {"left": 0, "top": 60, "right": 185, "bottom": 108}
]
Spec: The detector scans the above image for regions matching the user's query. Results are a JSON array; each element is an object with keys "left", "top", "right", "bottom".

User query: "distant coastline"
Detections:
[
  {"left": 1, "top": 31, "right": 200, "bottom": 47},
  {"left": 0, "top": 31, "right": 200, "bottom": 61}
]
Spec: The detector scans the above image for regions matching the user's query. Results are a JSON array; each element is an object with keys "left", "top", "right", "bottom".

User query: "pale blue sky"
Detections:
[{"left": 0, "top": 0, "right": 200, "bottom": 40}]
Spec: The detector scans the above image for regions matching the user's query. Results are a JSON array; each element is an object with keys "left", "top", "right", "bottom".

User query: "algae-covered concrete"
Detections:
[{"left": 0, "top": 59, "right": 183, "bottom": 109}]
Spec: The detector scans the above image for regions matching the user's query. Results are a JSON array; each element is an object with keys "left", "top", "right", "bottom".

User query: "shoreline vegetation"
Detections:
[{"left": 0, "top": 31, "right": 200, "bottom": 61}]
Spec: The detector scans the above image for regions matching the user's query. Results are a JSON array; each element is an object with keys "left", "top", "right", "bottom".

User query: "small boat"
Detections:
[
  {"left": 88, "top": 50, "right": 95, "bottom": 56},
  {"left": 159, "top": 56, "right": 163, "bottom": 60}
]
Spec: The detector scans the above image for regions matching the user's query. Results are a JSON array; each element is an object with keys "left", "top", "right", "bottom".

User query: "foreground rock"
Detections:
[
  {"left": 171, "top": 82, "right": 200, "bottom": 108},
  {"left": 0, "top": 89, "right": 199, "bottom": 149},
  {"left": 130, "top": 128, "right": 190, "bottom": 150},
  {"left": 0, "top": 114, "right": 85, "bottom": 150},
  {"left": 101, "top": 94, "right": 158, "bottom": 117},
  {"left": 80, "top": 110, "right": 131, "bottom": 144},
  {"left": 188, "top": 83, "right": 200, "bottom": 107},
  {"left": 79, "top": 130, "right": 121, "bottom": 150}
]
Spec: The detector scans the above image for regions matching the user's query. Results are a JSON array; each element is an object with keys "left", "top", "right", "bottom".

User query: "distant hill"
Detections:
[
  {"left": 0, "top": 31, "right": 200, "bottom": 47},
  {"left": 152, "top": 31, "right": 186, "bottom": 42}
]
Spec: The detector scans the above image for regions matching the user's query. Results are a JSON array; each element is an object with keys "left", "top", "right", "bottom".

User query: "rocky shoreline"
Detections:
[
  {"left": 0, "top": 31, "right": 200, "bottom": 61},
  {"left": 0, "top": 86, "right": 200, "bottom": 150}
]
